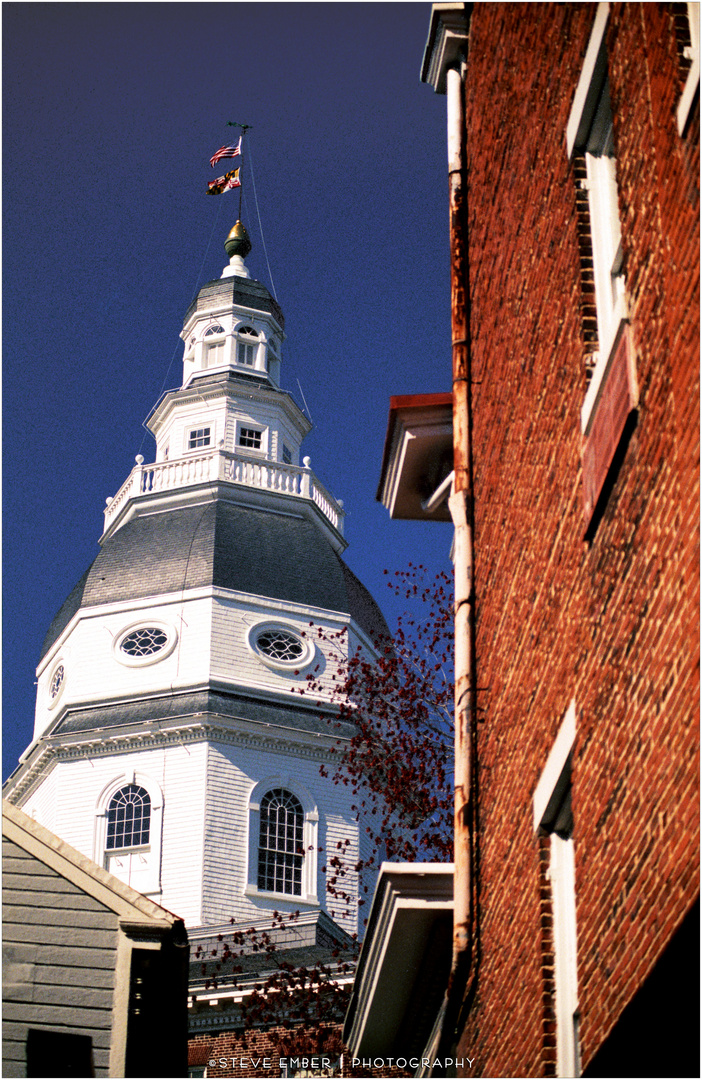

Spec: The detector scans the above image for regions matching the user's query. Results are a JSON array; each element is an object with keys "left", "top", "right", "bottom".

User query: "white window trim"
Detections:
[
  {"left": 566, "top": 2, "right": 631, "bottom": 434},
  {"left": 236, "top": 422, "right": 266, "bottom": 454},
  {"left": 94, "top": 772, "right": 164, "bottom": 896},
  {"left": 46, "top": 659, "right": 67, "bottom": 710},
  {"left": 566, "top": 3, "right": 610, "bottom": 160},
  {"left": 550, "top": 833, "right": 580, "bottom": 1078},
  {"left": 112, "top": 618, "right": 178, "bottom": 668},
  {"left": 678, "top": 2, "right": 700, "bottom": 136},
  {"left": 245, "top": 776, "right": 319, "bottom": 905},
  {"left": 533, "top": 702, "right": 580, "bottom": 1079},
  {"left": 533, "top": 701, "right": 576, "bottom": 833},
  {"left": 186, "top": 425, "right": 213, "bottom": 453},
  {"left": 580, "top": 306, "right": 633, "bottom": 436},
  {"left": 246, "top": 619, "right": 315, "bottom": 672}
]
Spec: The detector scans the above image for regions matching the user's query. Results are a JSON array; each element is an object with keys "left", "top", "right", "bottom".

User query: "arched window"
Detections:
[
  {"left": 106, "top": 783, "right": 151, "bottom": 850},
  {"left": 237, "top": 326, "right": 259, "bottom": 367},
  {"left": 258, "top": 788, "right": 304, "bottom": 895}
]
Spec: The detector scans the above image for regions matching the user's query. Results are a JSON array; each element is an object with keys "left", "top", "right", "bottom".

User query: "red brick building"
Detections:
[{"left": 350, "top": 3, "right": 699, "bottom": 1077}]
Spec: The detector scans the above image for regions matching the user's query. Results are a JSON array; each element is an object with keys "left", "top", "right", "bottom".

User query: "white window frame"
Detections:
[
  {"left": 236, "top": 423, "right": 266, "bottom": 453},
  {"left": 566, "top": 2, "right": 630, "bottom": 436},
  {"left": 550, "top": 833, "right": 580, "bottom": 1078},
  {"left": 187, "top": 426, "right": 212, "bottom": 452},
  {"left": 245, "top": 776, "right": 319, "bottom": 905},
  {"left": 246, "top": 619, "right": 315, "bottom": 672},
  {"left": 678, "top": 2, "right": 700, "bottom": 136},
  {"left": 204, "top": 338, "right": 227, "bottom": 369},
  {"left": 46, "top": 658, "right": 67, "bottom": 710},
  {"left": 235, "top": 324, "right": 261, "bottom": 370},
  {"left": 94, "top": 772, "right": 163, "bottom": 896},
  {"left": 533, "top": 702, "right": 580, "bottom": 1079},
  {"left": 585, "top": 98, "right": 626, "bottom": 364},
  {"left": 112, "top": 618, "right": 178, "bottom": 668}
]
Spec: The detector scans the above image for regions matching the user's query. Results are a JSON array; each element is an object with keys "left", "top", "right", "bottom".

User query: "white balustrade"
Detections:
[{"left": 103, "top": 450, "right": 344, "bottom": 536}]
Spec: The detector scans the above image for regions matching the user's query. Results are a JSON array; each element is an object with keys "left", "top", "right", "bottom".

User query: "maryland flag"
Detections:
[{"left": 207, "top": 169, "right": 241, "bottom": 195}]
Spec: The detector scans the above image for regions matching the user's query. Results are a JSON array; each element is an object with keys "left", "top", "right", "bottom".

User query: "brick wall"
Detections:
[
  {"left": 455, "top": 3, "right": 699, "bottom": 1075},
  {"left": 188, "top": 1027, "right": 413, "bottom": 1077}
]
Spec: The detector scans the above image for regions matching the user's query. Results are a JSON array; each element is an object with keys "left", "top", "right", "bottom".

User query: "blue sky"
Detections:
[{"left": 3, "top": 2, "right": 454, "bottom": 778}]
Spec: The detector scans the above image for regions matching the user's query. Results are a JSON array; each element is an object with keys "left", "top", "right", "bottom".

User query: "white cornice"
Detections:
[
  {"left": 420, "top": 3, "right": 470, "bottom": 93},
  {"left": 5, "top": 716, "right": 347, "bottom": 806},
  {"left": 182, "top": 296, "right": 284, "bottom": 338},
  {"left": 147, "top": 377, "right": 308, "bottom": 438},
  {"left": 101, "top": 473, "right": 346, "bottom": 553}
]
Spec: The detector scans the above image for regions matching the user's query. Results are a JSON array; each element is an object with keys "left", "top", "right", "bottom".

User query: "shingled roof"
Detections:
[{"left": 41, "top": 500, "right": 388, "bottom": 660}]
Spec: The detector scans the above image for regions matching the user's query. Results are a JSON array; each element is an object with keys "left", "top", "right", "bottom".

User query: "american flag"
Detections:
[
  {"left": 210, "top": 138, "right": 242, "bottom": 167},
  {"left": 207, "top": 169, "right": 241, "bottom": 195}
]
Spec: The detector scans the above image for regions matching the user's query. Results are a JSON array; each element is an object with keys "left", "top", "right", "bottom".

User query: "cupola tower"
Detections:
[{"left": 5, "top": 224, "right": 384, "bottom": 939}]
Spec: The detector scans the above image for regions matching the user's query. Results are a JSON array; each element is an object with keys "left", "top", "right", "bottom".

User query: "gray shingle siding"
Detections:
[
  {"left": 2, "top": 838, "right": 117, "bottom": 1076},
  {"left": 183, "top": 276, "right": 285, "bottom": 328},
  {"left": 52, "top": 688, "right": 355, "bottom": 738}
]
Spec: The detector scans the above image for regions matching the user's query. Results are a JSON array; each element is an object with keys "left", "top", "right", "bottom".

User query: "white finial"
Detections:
[
  {"left": 135, "top": 454, "right": 144, "bottom": 465},
  {"left": 222, "top": 221, "right": 252, "bottom": 280},
  {"left": 303, "top": 456, "right": 311, "bottom": 468},
  {"left": 221, "top": 254, "right": 251, "bottom": 280},
  {"left": 105, "top": 496, "right": 113, "bottom": 505}
]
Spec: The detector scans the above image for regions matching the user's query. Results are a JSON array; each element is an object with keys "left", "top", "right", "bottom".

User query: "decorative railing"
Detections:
[{"left": 103, "top": 450, "right": 344, "bottom": 536}]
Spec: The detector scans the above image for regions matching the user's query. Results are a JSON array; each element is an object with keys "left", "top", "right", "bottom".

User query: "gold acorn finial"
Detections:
[{"left": 225, "top": 220, "right": 252, "bottom": 260}]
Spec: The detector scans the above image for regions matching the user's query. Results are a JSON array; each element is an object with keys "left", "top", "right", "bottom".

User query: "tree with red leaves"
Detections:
[
  {"left": 195, "top": 565, "right": 454, "bottom": 1066},
  {"left": 324, "top": 563, "right": 454, "bottom": 862}
]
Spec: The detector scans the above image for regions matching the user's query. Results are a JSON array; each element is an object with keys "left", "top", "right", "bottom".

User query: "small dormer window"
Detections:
[
  {"left": 239, "top": 427, "right": 262, "bottom": 450},
  {"left": 237, "top": 326, "right": 259, "bottom": 367},
  {"left": 189, "top": 427, "right": 211, "bottom": 449},
  {"left": 206, "top": 340, "right": 226, "bottom": 367},
  {"left": 203, "top": 324, "right": 227, "bottom": 368}
]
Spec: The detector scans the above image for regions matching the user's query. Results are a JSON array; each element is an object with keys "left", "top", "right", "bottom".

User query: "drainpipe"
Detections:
[
  {"left": 445, "top": 52, "right": 476, "bottom": 1045},
  {"left": 446, "top": 52, "right": 473, "bottom": 967},
  {"left": 421, "top": 3, "right": 474, "bottom": 1063}
]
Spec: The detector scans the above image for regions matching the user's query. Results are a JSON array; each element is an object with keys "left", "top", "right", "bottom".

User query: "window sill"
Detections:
[
  {"left": 581, "top": 304, "right": 633, "bottom": 436},
  {"left": 244, "top": 884, "right": 319, "bottom": 906}
]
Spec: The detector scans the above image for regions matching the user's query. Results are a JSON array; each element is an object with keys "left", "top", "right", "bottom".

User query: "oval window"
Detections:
[
  {"left": 249, "top": 622, "right": 314, "bottom": 671},
  {"left": 49, "top": 664, "right": 65, "bottom": 699},
  {"left": 114, "top": 621, "right": 177, "bottom": 667},
  {"left": 120, "top": 627, "right": 168, "bottom": 657},
  {"left": 256, "top": 629, "right": 305, "bottom": 662}
]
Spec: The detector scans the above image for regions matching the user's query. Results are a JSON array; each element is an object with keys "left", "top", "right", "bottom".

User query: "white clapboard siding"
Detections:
[
  {"left": 20, "top": 741, "right": 209, "bottom": 927},
  {"left": 34, "top": 595, "right": 213, "bottom": 741},
  {"left": 201, "top": 739, "right": 363, "bottom": 936}
]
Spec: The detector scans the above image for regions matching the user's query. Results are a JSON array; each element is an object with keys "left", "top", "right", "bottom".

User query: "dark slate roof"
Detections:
[
  {"left": 41, "top": 500, "right": 388, "bottom": 659},
  {"left": 52, "top": 689, "right": 355, "bottom": 739},
  {"left": 183, "top": 276, "right": 284, "bottom": 329}
]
